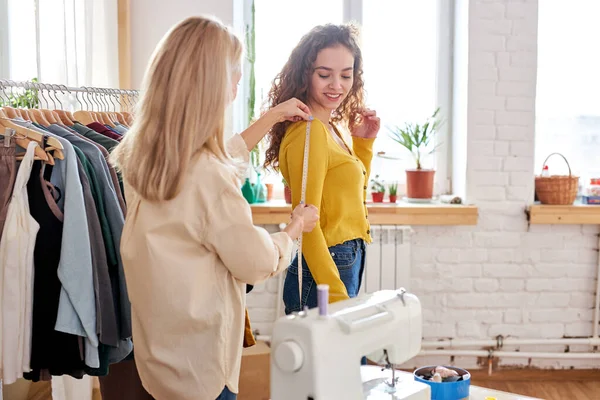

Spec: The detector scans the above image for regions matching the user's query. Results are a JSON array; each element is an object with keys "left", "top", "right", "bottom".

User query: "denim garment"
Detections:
[
  {"left": 216, "top": 386, "right": 236, "bottom": 400},
  {"left": 283, "top": 239, "right": 366, "bottom": 314}
]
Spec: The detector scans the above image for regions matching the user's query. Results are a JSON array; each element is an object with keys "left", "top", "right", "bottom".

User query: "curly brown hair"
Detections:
[{"left": 263, "top": 23, "right": 365, "bottom": 171}]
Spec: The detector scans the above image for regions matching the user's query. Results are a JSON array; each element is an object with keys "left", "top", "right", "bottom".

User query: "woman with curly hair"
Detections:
[{"left": 264, "top": 24, "right": 381, "bottom": 314}]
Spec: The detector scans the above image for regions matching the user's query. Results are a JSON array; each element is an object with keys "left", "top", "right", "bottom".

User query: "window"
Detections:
[
  {"left": 0, "top": 0, "right": 118, "bottom": 97},
  {"left": 536, "top": 1, "right": 600, "bottom": 186},
  {"left": 247, "top": 0, "right": 452, "bottom": 195},
  {"left": 254, "top": 0, "right": 344, "bottom": 112}
]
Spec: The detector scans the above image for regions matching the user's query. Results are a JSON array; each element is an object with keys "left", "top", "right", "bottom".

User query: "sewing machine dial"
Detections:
[{"left": 273, "top": 341, "right": 304, "bottom": 373}]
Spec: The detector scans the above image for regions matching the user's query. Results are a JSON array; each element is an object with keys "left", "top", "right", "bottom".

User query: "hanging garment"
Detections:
[
  {"left": 0, "top": 141, "right": 17, "bottom": 237},
  {"left": 10, "top": 120, "right": 100, "bottom": 369},
  {"left": 74, "top": 154, "right": 118, "bottom": 347},
  {"left": 44, "top": 124, "right": 130, "bottom": 340},
  {"left": 109, "top": 124, "right": 127, "bottom": 135},
  {"left": 51, "top": 374, "right": 93, "bottom": 400},
  {"left": 24, "top": 160, "right": 86, "bottom": 381},
  {"left": 0, "top": 142, "right": 40, "bottom": 384},
  {"left": 42, "top": 124, "right": 132, "bottom": 369},
  {"left": 86, "top": 122, "right": 122, "bottom": 142},
  {"left": 69, "top": 123, "right": 126, "bottom": 213},
  {"left": 73, "top": 123, "right": 119, "bottom": 153}
]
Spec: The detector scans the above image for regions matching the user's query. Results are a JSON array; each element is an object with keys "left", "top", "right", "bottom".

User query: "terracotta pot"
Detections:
[
  {"left": 372, "top": 192, "right": 384, "bottom": 203},
  {"left": 265, "top": 183, "right": 274, "bottom": 201},
  {"left": 389, "top": 194, "right": 397, "bottom": 203},
  {"left": 284, "top": 186, "right": 292, "bottom": 204},
  {"left": 406, "top": 169, "right": 435, "bottom": 199}
]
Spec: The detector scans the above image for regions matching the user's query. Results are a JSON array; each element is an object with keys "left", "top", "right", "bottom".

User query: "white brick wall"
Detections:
[{"left": 247, "top": 0, "right": 600, "bottom": 369}]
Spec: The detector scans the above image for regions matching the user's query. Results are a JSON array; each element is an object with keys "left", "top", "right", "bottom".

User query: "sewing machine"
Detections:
[{"left": 270, "top": 288, "right": 430, "bottom": 400}]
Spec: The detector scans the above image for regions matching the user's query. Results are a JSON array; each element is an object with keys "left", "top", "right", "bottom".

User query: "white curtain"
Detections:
[
  {"left": 6, "top": 0, "right": 119, "bottom": 89},
  {"left": 2, "top": 1, "right": 117, "bottom": 399}
]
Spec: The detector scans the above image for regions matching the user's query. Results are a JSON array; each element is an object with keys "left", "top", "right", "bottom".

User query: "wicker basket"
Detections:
[{"left": 534, "top": 153, "right": 578, "bottom": 205}]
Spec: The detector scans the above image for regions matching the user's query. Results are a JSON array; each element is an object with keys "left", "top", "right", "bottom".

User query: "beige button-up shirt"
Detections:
[{"left": 120, "top": 135, "right": 293, "bottom": 399}]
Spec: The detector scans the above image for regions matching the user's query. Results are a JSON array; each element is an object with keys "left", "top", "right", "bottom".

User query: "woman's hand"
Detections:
[
  {"left": 351, "top": 109, "right": 380, "bottom": 139},
  {"left": 294, "top": 203, "right": 319, "bottom": 232},
  {"left": 271, "top": 98, "right": 312, "bottom": 123},
  {"left": 283, "top": 203, "right": 319, "bottom": 240},
  {"left": 240, "top": 98, "right": 312, "bottom": 151}
]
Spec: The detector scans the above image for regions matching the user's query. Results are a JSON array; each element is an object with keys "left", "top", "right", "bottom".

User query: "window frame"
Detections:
[
  {"left": 237, "top": 0, "right": 454, "bottom": 195},
  {"left": 0, "top": 0, "right": 9, "bottom": 79}
]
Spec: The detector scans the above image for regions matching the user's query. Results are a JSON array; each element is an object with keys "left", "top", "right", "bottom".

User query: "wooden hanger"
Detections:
[
  {"left": 2, "top": 125, "right": 51, "bottom": 163},
  {"left": 0, "top": 109, "right": 64, "bottom": 160},
  {"left": 46, "top": 84, "right": 74, "bottom": 126},
  {"left": 122, "top": 112, "right": 134, "bottom": 126},
  {"left": 100, "top": 112, "right": 115, "bottom": 127},
  {"left": 73, "top": 110, "right": 96, "bottom": 125},
  {"left": 51, "top": 111, "right": 65, "bottom": 127},
  {"left": 36, "top": 84, "right": 62, "bottom": 126},
  {"left": 29, "top": 109, "right": 52, "bottom": 127},
  {"left": 42, "top": 109, "right": 60, "bottom": 125},
  {"left": 20, "top": 109, "right": 33, "bottom": 121},
  {"left": 115, "top": 112, "right": 129, "bottom": 127},
  {"left": 2, "top": 106, "right": 22, "bottom": 119},
  {"left": 90, "top": 90, "right": 113, "bottom": 126},
  {"left": 55, "top": 110, "right": 75, "bottom": 126},
  {"left": 73, "top": 87, "right": 100, "bottom": 125}
]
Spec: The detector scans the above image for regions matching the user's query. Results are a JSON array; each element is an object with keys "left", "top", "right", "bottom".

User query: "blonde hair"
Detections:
[{"left": 111, "top": 16, "right": 243, "bottom": 201}]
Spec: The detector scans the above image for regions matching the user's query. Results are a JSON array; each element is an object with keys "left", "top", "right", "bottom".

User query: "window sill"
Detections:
[
  {"left": 528, "top": 204, "right": 600, "bottom": 225},
  {"left": 251, "top": 200, "right": 478, "bottom": 226}
]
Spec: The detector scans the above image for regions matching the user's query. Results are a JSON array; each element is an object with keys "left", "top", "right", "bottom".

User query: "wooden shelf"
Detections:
[
  {"left": 251, "top": 200, "right": 478, "bottom": 226},
  {"left": 528, "top": 204, "right": 600, "bottom": 224}
]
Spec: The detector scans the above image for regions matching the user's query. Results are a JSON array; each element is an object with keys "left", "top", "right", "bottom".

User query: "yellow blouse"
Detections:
[{"left": 279, "top": 119, "right": 375, "bottom": 303}]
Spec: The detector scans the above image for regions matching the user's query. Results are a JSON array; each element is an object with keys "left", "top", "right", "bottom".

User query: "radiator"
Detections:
[{"left": 360, "top": 225, "right": 412, "bottom": 294}]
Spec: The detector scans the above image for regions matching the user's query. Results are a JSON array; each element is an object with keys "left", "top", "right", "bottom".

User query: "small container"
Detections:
[
  {"left": 541, "top": 165, "right": 549, "bottom": 177},
  {"left": 414, "top": 366, "right": 470, "bottom": 400}
]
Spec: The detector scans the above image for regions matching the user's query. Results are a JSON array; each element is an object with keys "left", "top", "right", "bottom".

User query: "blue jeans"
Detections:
[
  {"left": 283, "top": 239, "right": 366, "bottom": 314},
  {"left": 216, "top": 386, "right": 236, "bottom": 400}
]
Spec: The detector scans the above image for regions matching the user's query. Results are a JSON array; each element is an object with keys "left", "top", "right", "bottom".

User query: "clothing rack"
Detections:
[
  {"left": 0, "top": 77, "right": 147, "bottom": 399},
  {"left": 0, "top": 79, "right": 139, "bottom": 113},
  {"left": 0, "top": 79, "right": 138, "bottom": 95}
]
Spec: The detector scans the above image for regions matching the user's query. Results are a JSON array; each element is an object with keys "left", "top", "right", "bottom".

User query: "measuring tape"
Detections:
[{"left": 297, "top": 119, "right": 312, "bottom": 303}]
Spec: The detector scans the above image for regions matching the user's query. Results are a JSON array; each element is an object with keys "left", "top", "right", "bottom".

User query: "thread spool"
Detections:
[{"left": 317, "top": 284, "right": 329, "bottom": 317}]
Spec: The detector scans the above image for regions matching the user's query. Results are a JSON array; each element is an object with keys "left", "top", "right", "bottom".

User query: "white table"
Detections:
[{"left": 361, "top": 366, "right": 542, "bottom": 400}]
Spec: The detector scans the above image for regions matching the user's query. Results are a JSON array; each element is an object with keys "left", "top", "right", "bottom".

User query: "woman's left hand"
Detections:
[{"left": 351, "top": 109, "right": 380, "bottom": 139}]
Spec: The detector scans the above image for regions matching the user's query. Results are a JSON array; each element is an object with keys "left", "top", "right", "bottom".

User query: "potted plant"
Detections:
[
  {"left": 388, "top": 182, "right": 398, "bottom": 203},
  {"left": 388, "top": 108, "right": 442, "bottom": 200},
  {"left": 370, "top": 175, "right": 385, "bottom": 203},
  {"left": 282, "top": 177, "right": 292, "bottom": 204}
]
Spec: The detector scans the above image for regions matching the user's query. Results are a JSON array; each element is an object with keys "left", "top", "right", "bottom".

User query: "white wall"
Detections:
[
  {"left": 130, "top": 0, "right": 246, "bottom": 136},
  {"left": 129, "top": 0, "right": 600, "bottom": 369},
  {"left": 130, "top": 0, "right": 235, "bottom": 88}
]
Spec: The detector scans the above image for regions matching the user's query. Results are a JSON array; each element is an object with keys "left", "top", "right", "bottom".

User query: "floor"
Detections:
[
  {"left": 14, "top": 368, "right": 600, "bottom": 400},
  {"left": 469, "top": 369, "right": 600, "bottom": 400}
]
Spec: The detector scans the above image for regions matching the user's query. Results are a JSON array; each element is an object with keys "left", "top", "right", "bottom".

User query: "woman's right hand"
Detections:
[
  {"left": 272, "top": 98, "right": 312, "bottom": 123},
  {"left": 284, "top": 203, "right": 319, "bottom": 240}
]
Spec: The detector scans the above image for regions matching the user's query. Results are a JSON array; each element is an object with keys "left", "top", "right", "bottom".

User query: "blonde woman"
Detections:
[{"left": 111, "top": 16, "right": 318, "bottom": 400}]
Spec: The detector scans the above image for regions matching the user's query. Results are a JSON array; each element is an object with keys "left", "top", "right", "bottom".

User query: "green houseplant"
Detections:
[
  {"left": 242, "top": 0, "right": 267, "bottom": 204},
  {"left": 388, "top": 107, "right": 442, "bottom": 200},
  {"left": 246, "top": 0, "right": 259, "bottom": 170},
  {"left": 0, "top": 78, "right": 39, "bottom": 108},
  {"left": 388, "top": 182, "right": 398, "bottom": 203},
  {"left": 370, "top": 174, "right": 385, "bottom": 203}
]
